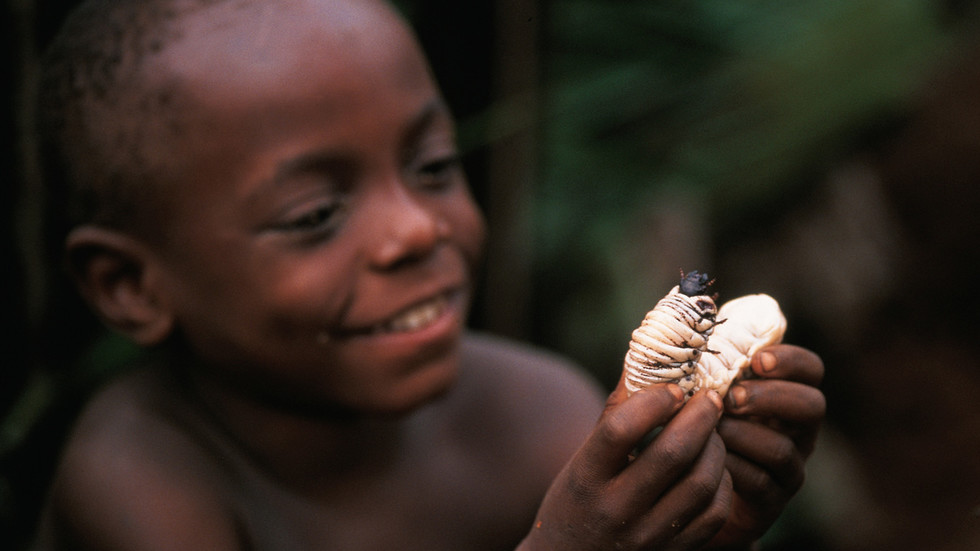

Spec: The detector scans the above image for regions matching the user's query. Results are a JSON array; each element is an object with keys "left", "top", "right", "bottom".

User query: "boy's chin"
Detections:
[
  {"left": 365, "top": 358, "right": 460, "bottom": 417},
  {"left": 370, "top": 385, "right": 454, "bottom": 419},
  {"left": 287, "top": 353, "right": 462, "bottom": 420}
]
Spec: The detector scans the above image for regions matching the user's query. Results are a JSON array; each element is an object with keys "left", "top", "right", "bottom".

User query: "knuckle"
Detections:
[
  {"left": 653, "top": 432, "right": 691, "bottom": 467},
  {"left": 734, "top": 460, "right": 775, "bottom": 498},
  {"left": 595, "top": 409, "right": 634, "bottom": 448},
  {"left": 685, "top": 471, "right": 721, "bottom": 507},
  {"left": 564, "top": 464, "right": 602, "bottom": 503},
  {"left": 767, "top": 436, "right": 798, "bottom": 467}
]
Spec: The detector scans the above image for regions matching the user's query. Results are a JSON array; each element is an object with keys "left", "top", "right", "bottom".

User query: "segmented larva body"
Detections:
[
  {"left": 623, "top": 272, "right": 787, "bottom": 398},
  {"left": 623, "top": 271, "right": 720, "bottom": 396}
]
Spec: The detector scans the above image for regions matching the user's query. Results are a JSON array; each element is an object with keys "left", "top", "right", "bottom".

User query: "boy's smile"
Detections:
[
  {"left": 334, "top": 287, "right": 463, "bottom": 337},
  {"left": 137, "top": 0, "right": 486, "bottom": 415}
]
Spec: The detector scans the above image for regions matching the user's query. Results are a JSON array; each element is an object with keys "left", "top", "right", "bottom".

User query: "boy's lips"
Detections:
[{"left": 334, "top": 287, "right": 466, "bottom": 338}]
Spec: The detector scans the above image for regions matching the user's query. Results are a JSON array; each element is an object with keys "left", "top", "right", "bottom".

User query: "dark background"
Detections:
[{"left": 5, "top": 1, "right": 980, "bottom": 549}]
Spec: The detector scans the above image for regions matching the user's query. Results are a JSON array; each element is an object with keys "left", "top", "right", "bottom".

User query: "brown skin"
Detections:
[
  {"left": 519, "top": 345, "right": 824, "bottom": 551},
  {"left": 521, "top": 386, "right": 733, "bottom": 551},
  {"left": 711, "top": 345, "right": 825, "bottom": 548},
  {"left": 36, "top": 1, "right": 825, "bottom": 549},
  {"left": 36, "top": 334, "right": 607, "bottom": 550}
]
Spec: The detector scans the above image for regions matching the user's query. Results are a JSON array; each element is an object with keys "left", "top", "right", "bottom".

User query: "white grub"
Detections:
[
  {"left": 623, "top": 285, "right": 719, "bottom": 395},
  {"left": 623, "top": 291, "right": 785, "bottom": 398}
]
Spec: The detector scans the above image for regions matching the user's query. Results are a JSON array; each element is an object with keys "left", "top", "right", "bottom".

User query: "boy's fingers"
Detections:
[
  {"left": 717, "top": 417, "right": 806, "bottom": 492},
  {"left": 666, "top": 467, "right": 733, "bottom": 551},
  {"left": 629, "top": 431, "right": 730, "bottom": 550},
  {"left": 649, "top": 430, "right": 727, "bottom": 520},
  {"left": 725, "top": 380, "right": 826, "bottom": 426},
  {"left": 749, "top": 344, "right": 824, "bottom": 386},
  {"left": 625, "top": 391, "right": 723, "bottom": 496},
  {"left": 578, "top": 384, "right": 686, "bottom": 480}
]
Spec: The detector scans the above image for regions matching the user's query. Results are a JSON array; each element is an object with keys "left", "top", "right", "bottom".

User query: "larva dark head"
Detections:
[{"left": 679, "top": 270, "right": 712, "bottom": 296}]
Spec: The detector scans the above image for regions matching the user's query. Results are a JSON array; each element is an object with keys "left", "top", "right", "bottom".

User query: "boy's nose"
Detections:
[{"left": 369, "top": 189, "right": 449, "bottom": 269}]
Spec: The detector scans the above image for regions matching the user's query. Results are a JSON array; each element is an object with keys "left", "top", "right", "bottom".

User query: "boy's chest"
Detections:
[{"left": 232, "top": 441, "right": 542, "bottom": 551}]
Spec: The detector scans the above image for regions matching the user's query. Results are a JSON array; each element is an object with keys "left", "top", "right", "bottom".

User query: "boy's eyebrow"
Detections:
[
  {"left": 268, "top": 151, "right": 352, "bottom": 188},
  {"left": 263, "top": 98, "right": 455, "bottom": 189},
  {"left": 400, "top": 97, "right": 456, "bottom": 156}
]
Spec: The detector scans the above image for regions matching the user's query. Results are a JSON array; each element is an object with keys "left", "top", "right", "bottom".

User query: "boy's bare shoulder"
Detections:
[
  {"left": 459, "top": 331, "right": 607, "bottom": 406},
  {"left": 454, "top": 332, "right": 606, "bottom": 465},
  {"left": 37, "top": 367, "right": 244, "bottom": 550}
]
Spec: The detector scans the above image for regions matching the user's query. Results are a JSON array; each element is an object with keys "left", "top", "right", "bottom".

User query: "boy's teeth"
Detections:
[{"left": 384, "top": 295, "right": 448, "bottom": 333}]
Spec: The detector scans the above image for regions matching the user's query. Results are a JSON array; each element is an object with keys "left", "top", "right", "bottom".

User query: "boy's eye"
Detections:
[
  {"left": 279, "top": 202, "right": 343, "bottom": 233},
  {"left": 415, "top": 154, "right": 462, "bottom": 191}
]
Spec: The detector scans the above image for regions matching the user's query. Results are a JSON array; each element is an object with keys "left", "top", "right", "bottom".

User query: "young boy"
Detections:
[{"left": 34, "top": 0, "right": 825, "bottom": 549}]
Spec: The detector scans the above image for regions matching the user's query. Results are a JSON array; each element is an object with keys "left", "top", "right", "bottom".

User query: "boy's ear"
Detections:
[{"left": 65, "top": 226, "right": 175, "bottom": 346}]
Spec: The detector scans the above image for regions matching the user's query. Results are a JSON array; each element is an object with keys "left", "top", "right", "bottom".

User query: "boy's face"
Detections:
[{"left": 143, "top": 0, "right": 486, "bottom": 414}]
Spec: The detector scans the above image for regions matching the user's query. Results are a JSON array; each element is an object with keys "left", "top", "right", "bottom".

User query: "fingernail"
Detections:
[
  {"left": 759, "top": 351, "right": 777, "bottom": 373},
  {"left": 726, "top": 385, "right": 747, "bottom": 409}
]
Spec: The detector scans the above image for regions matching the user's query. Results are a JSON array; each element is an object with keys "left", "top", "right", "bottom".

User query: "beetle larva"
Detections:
[
  {"left": 623, "top": 272, "right": 786, "bottom": 398},
  {"left": 622, "top": 271, "right": 720, "bottom": 396}
]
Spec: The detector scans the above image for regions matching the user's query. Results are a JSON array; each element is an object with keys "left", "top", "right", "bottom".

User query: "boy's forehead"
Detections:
[
  {"left": 176, "top": 0, "right": 400, "bottom": 34},
  {"left": 151, "top": 0, "right": 420, "bottom": 91}
]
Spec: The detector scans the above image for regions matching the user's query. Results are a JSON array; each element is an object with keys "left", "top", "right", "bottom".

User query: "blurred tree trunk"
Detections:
[
  {"left": 5, "top": 0, "right": 42, "bottom": 419},
  {"left": 481, "top": 0, "right": 540, "bottom": 340},
  {"left": 4, "top": 0, "right": 41, "bottom": 546}
]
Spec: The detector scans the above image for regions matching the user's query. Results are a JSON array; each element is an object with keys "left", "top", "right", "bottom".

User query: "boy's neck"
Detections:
[{"left": 179, "top": 367, "right": 419, "bottom": 494}]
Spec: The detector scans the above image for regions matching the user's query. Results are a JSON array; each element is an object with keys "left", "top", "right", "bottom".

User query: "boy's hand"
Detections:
[
  {"left": 521, "top": 383, "right": 733, "bottom": 551},
  {"left": 709, "top": 344, "right": 826, "bottom": 548}
]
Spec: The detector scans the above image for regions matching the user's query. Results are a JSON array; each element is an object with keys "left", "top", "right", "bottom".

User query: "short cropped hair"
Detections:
[{"left": 38, "top": 0, "right": 242, "bottom": 239}]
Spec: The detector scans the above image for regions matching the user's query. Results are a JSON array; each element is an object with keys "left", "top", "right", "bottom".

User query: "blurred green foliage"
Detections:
[
  {"left": 542, "top": 0, "right": 943, "bottom": 222},
  {"left": 529, "top": 0, "right": 955, "bottom": 379}
]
